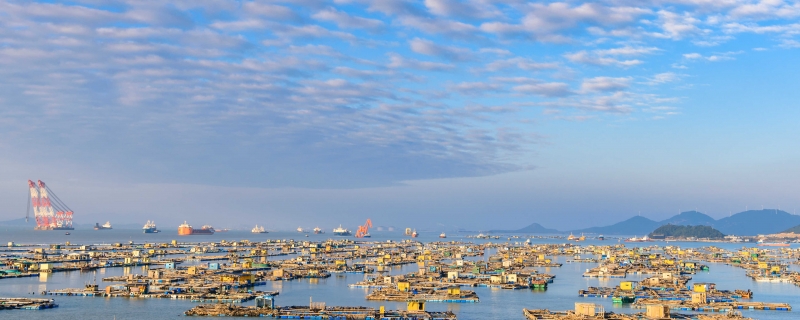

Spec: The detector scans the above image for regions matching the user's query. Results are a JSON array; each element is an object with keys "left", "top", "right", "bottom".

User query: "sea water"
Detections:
[{"left": 0, "top": 228, "right": 798, "bottom": 319}]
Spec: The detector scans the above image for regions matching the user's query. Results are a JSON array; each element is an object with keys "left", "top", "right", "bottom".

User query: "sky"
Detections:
[{"left": 1, "top": 0, "right": 799, "bottom": 231}]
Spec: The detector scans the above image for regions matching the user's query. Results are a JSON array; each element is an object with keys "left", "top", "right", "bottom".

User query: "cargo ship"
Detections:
[
  {"left": 94, "top": 221, "right": 112, "bottom": 230},
  {"left": 313, "top": 227, "right": 324, "bottom": 234},
  {"left": 178, "top": 221, "right": 215, "bottom": 235},
  {"left": 440, "top": 232, "right": 446, "bottom": 239},
  {"left": 297, "top": 227, "right": 308, "bottom": 233},
  {"left": 333, "top": 225, "right": 351, "bottom": 236},
  {"left": 142, "top": 220, "right": 158, "bottom": 233},
  {"left": 251, "top": 225, "right": 267, "bottom": 233}
]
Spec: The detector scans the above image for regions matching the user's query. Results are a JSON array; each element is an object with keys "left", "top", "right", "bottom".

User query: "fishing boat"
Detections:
[
  {"left": 333, "top": 225, "right": 352, "bottom": 236},
  {"left": 440, "top": 232, "right": 446, "bottom": 238},
  {"left": 251, "top": 225, "right": 267, "bottom": 233},
  {"left": 313, "top": 227, "right": 324, "bottom": 234},
  {"left": 142, "top": 220, "right": 158, "bottom": 233}
]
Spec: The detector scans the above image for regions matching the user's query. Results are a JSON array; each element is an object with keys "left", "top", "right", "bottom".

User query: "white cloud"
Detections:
[
  {"left": 312, "top": 8, "right": 385, "bottom": 31},
  {"left": 482, "top": 57, "right": 559, "bottom": 72},
  {"left": 512, "top": 82, "right": 574, "bottom": 97},
  {"left": 580, "top": 77, "right": 632, "bottom": 92},
  {"left": 387, "top": 53, "right": 455, "bottom": 71},
  {"left": 564, "top": 51, "right": 643, "bottom": 67},
  {"left": 409, "top": 38, "right": 474, "bottom": 61}
]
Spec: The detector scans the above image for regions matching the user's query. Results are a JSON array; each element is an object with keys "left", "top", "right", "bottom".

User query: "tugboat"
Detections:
[
  {"left": 142, "top": 220, "right": 159, "bottom": 233},
  {"left": 440, "top": 232, "right": 446, "bottom": 239},
  {"left": 313, "top": 227, "right": 324, "bottom": 234},
  {"left": 333, "top": 225, "right": 352, "bottom": 236},
  {"left": 94, "top": 221, "right": 112, "bottom": 230},
  {"left": 251, "top": 225, "right": 267, "bottom": 234}
]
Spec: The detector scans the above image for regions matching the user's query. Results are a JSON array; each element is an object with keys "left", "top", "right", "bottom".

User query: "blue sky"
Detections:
[{"left": 1, "top": 0, "right": 799, "bottom": 230}]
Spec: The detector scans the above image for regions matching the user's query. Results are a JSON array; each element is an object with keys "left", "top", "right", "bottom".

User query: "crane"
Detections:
[{"left": 355, "top": 219, "right": 372, "bottom": 238}]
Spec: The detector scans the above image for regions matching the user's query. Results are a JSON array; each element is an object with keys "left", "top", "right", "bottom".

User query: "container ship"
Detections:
[
  {"left": 142, "top": 220, "right": 158, "bottom": 233},
  {"left": 94, "top": 221, "right": 112, "bottom": 230},
  {"left": 178, "top": 221, "right": 215, "bottom": 235},
  {"left": 333, "top": 225, "right": 351, "bottom": 236}
]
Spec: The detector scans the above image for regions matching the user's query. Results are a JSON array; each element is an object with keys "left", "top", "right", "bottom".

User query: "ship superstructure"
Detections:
[
  {"left": 333, "top": 225, "right": 351, "bottom": 236},
  {"left": 143, "top": 220, "right": 158, "bottom": 233}
]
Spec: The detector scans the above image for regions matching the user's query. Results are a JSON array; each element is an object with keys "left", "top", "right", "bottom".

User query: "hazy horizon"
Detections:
[{"left": 1, "top": 0, "right": 799, "bottom": 231}]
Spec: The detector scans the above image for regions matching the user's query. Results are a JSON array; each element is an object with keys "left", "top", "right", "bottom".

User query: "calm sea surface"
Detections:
[{"left": 0, "top": 228, "right": 798, "bottom": 319}]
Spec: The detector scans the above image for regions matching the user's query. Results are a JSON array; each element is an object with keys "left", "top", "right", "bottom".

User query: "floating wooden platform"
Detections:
[{"left": 0, "top": 298, "right": 58, "bottom": 310}]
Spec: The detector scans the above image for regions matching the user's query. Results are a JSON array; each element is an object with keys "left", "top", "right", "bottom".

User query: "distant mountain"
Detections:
[
  {"left": 713, "top": 210, "right": 800, "bottom": 235},
  {"left": 660, "top": 211, "right": 715, "bottom": 226},
  {"left": 573, "top": 216, "right": 661, "bottom": 235},
  {"left": 0, "top": 218, "right": 32, "bottom": 226},
  {"left": 490, "top": 223, "right": 560, "bottom": 234},
  {"left": 649, "top": 224, "right": 725, "bottom": 239}
]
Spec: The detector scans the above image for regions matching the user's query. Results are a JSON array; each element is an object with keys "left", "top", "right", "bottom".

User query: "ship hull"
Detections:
[
  {"left": 143, "top": 228, "right": 158, "bottom": 233},
  {"left": 333, "top": 232, "right": 351, "bottom": 236}
]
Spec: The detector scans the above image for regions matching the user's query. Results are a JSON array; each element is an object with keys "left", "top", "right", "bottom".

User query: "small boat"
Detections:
[
  {"left": 440, "top": 232, "right": 446, "bottom": 238},
  {"left": 65, "top": 232, "right": 71, "bottom": 235},
  {"left": 598, "top": 234, "right": 605, "bottom": 240}
]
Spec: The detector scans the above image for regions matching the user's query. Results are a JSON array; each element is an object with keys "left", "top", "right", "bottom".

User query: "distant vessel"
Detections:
[
  {"left": 440, "top": 232, "right": 446, "bottom": 239},
  {"left": 333, "top": 225, "right": 351, "bottom": 236},
  {"left": 217, "top": 228, "right": 230, "bottom": 232},
  {"left": 65, "top": 232, "right": 70, "bottom": 235},
  {"left": 411, "top": 229, "right": 418, "bottom": 238},
  {"left": 625, "top": 235, "right": 648, "bottom": 242},
  {"left": 567, "top": 233, "right": 576, "bottom": 241},
  {"left": 313, "top": 227, "right": 324, "bottom": 234},
  {"left": 404, "top": 228, "right": 412, "bottom": 236},
  {"left": 297, "top": 227, "right": 308, "bottom": 233},
  {"left": 598, "top": 235, "right": 605, "bottom": 240},
  {"left": 251, "top": 225, "right": 267, "bottom": 233},
  {"left": 758, "top": 239, "right": 789, "bottom": 247},
  {"left": 142, "top": 220, "right": 158, "bottom": 233},
  {"left": 94, "top": 222, "right": 112, "bottom": 230},
  {"left": 178, "top": 221, "right": 215, "bottom": 235}
]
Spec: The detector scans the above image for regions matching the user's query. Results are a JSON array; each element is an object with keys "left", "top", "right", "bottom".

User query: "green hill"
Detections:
[{"left": 649, "top": 224, "right": 725, "bottom": 239}]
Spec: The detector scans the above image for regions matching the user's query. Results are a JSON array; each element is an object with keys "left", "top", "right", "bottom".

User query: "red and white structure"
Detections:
[{"left": 28, "top": 180, "right": 74, "bottom": 230}]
